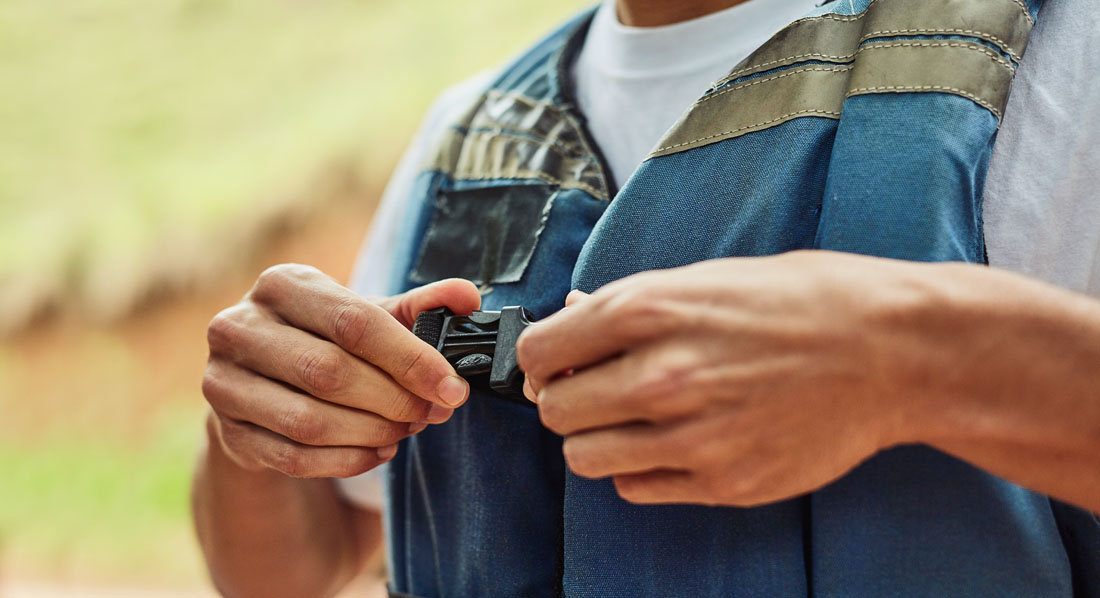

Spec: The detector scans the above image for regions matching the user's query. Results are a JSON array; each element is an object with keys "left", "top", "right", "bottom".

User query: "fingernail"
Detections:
[
  {"left": 377, "top": 444, "right": 398, "bottom": 460},
  {"left": 523, "top": 377, "right": 537, "bottom": 403},
  {"left": 436, "top": 375, "right": 469, "bottom": 407},
  {"left": 424, "top": 403, "right": 453, "bottom": 424},
  {"left": 407, "top": 422, "right": 428, "bottom": 434}
]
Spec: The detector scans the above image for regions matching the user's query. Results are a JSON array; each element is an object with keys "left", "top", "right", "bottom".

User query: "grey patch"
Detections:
[{"left": 410, "top": 185, "right": 557, "bottom": 285}]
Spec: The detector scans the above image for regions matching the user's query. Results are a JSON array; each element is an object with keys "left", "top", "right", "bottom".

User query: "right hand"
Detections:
[{"left": 202, "top": 264, "right": 481, "bottom": 478}]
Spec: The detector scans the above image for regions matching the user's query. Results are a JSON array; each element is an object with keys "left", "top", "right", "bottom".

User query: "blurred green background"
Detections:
[{"left": 0, "top": 0, "right": 587, "bottom": 595}]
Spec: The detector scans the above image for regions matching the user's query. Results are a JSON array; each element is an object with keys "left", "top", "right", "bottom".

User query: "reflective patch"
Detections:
[
  {"left": 409, "top": 184, "right": 557, "bottom": 285},
  {"left": 650, "top": 0, "right": 1033, "bottom": 158},
  {"left": 427, "top": 90, "right": 611, "bottom": 202}
]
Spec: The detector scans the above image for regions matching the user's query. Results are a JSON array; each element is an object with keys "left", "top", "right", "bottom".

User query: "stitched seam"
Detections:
[
  {"left": 847, "top": 86, "right": 1002, "bottom": 118},
  {"left": 859, "top": 29, "right": 1022, "bottom": 61},
  {"left": 712, "top": 0, "right": 1031, "bottom": 87},
  {"left": 720, "top": 51, "right": 857, "bottom": 84},
  {"left": 654, "top": 109, "right": 842, "bottom": 153},
  {"left": 700, "top": 65, "right": 853, "bottom": 106},
  {"left": 859, "top": 41, "right": 1015, "bottom": 72},
  {"left": 1006, "top": 0, "right": 1035, "bottom": 25},
  {"left": 712, "top": 40, "right": 1012, "bottom": 100}
]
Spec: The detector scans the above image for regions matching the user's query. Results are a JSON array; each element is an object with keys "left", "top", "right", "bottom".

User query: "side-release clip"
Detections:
[{"left": 412, "top": 306, "right": 534, "bottom": 403}]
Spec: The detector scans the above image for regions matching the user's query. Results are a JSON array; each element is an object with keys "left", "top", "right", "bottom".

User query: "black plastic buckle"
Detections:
[{"left": 413, "top": 306, "right": 534, "bottom": 404}]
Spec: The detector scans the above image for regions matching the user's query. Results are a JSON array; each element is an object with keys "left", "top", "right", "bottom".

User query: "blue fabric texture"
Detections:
[{"left": 380, "top": 1, "right": 1100, "bottom": 596}]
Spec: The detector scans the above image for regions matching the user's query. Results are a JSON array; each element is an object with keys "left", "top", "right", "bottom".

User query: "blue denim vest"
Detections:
[{"left": 381, "top": 1, "right": 1100, "bottom": 596}]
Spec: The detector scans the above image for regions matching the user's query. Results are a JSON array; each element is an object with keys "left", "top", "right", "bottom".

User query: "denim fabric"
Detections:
[
  {"left": 384, "top": 181, "right": 608, "bottom": 598},
  {"left": 382, "top": 2, "right": 1099, "bottom": 596}
]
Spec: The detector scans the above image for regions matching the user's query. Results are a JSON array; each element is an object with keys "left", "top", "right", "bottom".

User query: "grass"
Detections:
[
  {"left": 0, "top": 410, "right": 207, "bottom": 584},
  {"left": 0, "top": 0, "right": 592, "bottom": 587}
]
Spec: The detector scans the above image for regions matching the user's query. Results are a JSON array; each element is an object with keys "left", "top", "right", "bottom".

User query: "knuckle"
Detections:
[
  {"left": 333, "top": 450, "right": 377, "bottom": 478},
  {"left": 206, "top": 309, "right": 243, "bottom": 353},
  {"left": 215, "top": 417, "right": 247, "bottom": 451},
  {"left": 200, "top": 366, "right": 226, "bottom": 404},
  {"left": 279, "top": 403, "right": 327, "bottom": 445},
  {"left": 537, "top": 395, "right": 569, "bottom": 435},
  {"left": 381, "top": 390, "right": 429, "bottom": 423},
  {"left": 633, "top": 356, "right": 702, "bottom": 418},
  {"left": 514, "top": 331, "right": 540, "bottom": 375},
  {"left": 329, "top": 300, "right": 372, "bottom": 352},
  {"left": 364, "top": 420, "right": 408, "bottom": 447},
  {"left": 253, "top": 263, "right": 316, "bottom": 302},
  {"left": 708, "top": 471, "right": 749, "bottom": 504},
  {"left": 562, "top": 438, "right": 596, "bottom": 477},
  {"left": 682, "top": 435, "right": 717, "bottom": 468},
  {"left": 271, "top": 443, "right": 311, "bottom": 478},
  {"left": 613, "top": 476, "right": 646, "bottom": 504},
  {"left": 397, "top": 345, "right": 433, "bottom": 386},
  {"left": 294, "top": 348, "right": 347, "bottom": 396}
]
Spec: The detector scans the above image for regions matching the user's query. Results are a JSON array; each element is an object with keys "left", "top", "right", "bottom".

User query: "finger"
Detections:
[
  {"left": 523, "top": 375, "right": 537, "bottom": 403},
  {"left": 563, "top": 423, "right": 688, "bottom": 479},
  {"left": 204, "top": 360, "right": 421, "bottom": 447},
  {"left": 249, "top": 265, "right": 472, "bottom": 406},
  {"left": 537, "top": 344, "right": 692, "bottom": 435},
  {"left": 612, "top": 470, "right": 708, "bottom": 505},
  {"left": 517, "top": 277, "right": 682, "bottom": 384},
  {"left": 209, "top": 313, "right": 440, "bottom": 422},
  {"left": 564, "top": 289, "right": 590, "bottom": 307},
  {"left": 215, "top": 415, "right": 397, "bottom": 479},
  {"left": 378, "top": 278, "right": 482, "bottom": 329}
]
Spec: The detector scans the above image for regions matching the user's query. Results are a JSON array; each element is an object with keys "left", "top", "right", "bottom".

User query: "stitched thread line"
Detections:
[
  {"left": 712, "top": 0, "right": 1031, "bottom": 87},
  {"left": 847, "top": 85, "right": 1002, "bottom": 118},
  {"left": 700, "top": 65, "right": 853, "bottom": 106},
  {"left": 719, "top": 51, "right": 858, "bottom": 85},
  {"left": 859, "top": 40, "right": 1015, "bottom": 73},
  {"left": 655, "top": 109, "right": 842, "bottom": 153},
  {"left": 701, "top": 40, "right": 1010, "bottom": 111},
  {"left": 860, "top": 28, "right": 1022, "bottom": 61}
]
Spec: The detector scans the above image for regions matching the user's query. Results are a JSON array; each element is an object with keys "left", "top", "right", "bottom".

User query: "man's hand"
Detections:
[
  {"left": 202, "top": 264, "right": 481, "bottom": 479},
  {"left": 518, "top": 251, "right": 920, "bottom": 506},
  {"left": 519, "top": 251, "right": 1100, "bottom": 513}
]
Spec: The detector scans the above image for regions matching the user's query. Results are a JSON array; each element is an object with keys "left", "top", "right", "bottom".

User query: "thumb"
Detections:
[{"left": 381, "top": 278, "right": 482, "bottom": 329}]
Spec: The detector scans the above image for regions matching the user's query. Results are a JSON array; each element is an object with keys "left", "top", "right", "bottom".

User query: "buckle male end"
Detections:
[{"left": 413, "top": 306, "right": 534, "bottom": 403}]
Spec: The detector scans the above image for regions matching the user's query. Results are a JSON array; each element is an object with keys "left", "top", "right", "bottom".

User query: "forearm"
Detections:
[
  {"left": 191, "top": 417, "right": 379, "bottom": 598},
  {"left": 896, "top": 263, "right": 1100, "bottom": 512}
]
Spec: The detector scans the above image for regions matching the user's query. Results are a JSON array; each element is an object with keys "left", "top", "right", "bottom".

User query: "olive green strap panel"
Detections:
[
  {"left": 716, "top": 0, "right": 1032, "bottom": 87},
  {"left": 651, "top": 0, "right": 1031, "bottom": 159},
  {"left": 651, "top": 65, "right": 850, "bottom": 156},
  {"left": 848, "top": 40, "right": 1016, "bottom": 119},
  {"left": 428, "top": 90, "right": 611, "bottom": 201}
]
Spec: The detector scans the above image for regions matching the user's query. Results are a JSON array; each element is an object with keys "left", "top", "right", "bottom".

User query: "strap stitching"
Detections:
[
  {"left": 655, "top": 109, "right": 842, "bottom": 153},
  {"left": 858, "top": 40, "right": 1016, "bottom": 72},
  {"left": 713, "top": 0, "right": 1032, "bottom": 87},
  {"left": 860, "top": 29, "right": 1022, "bottom": 61},
  {"left": 700, "top": 65, "right": 853, "bottom": 105},
  {"left": 847, "top": 85, "right": 1003, "bottom": 118}
]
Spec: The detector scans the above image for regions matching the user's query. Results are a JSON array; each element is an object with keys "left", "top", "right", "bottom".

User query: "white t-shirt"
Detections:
[{"left": 339, "top": 0, "right": 1100, "bottom": 508}]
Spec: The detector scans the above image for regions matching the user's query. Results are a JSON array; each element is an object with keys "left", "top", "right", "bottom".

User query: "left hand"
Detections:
[{"left": 517, "top": 251, "right": 931, "bottom": 507}]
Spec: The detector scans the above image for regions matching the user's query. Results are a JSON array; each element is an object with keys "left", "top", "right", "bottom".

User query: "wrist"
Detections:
[{"left": 883, "top": 263, "right": 1100, "bottom": 450}]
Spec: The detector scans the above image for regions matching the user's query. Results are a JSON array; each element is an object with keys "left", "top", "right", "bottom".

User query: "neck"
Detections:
[{"left": 615, "top": 0, "right": 752, "bottom": 27}]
